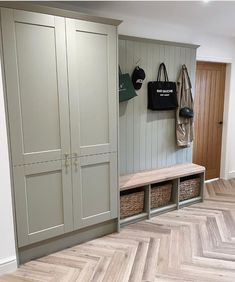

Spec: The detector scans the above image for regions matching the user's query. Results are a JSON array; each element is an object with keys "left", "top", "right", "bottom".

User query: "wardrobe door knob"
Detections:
[
  {"left": 74, "top": 153, "right": 79, "bottom": 169},
  {"left": 64, "top": 153, "right": 70, "bottom": 167}
]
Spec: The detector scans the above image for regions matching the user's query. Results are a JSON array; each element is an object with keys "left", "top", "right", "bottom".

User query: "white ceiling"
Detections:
[{"left": 60, "top": 1, "right": 235, "bottom": 39}]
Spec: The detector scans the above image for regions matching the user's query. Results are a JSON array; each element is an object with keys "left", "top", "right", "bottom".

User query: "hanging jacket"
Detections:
[{"left": 176, "top": 64, "right": 194, "bottom": 147}]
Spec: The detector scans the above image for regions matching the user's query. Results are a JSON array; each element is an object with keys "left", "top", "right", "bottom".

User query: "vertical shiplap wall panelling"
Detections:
[
  {"left": 119, "top": 36, "right": 197, "bottom": 175},
  {"left": 170, "top": 45, "right": 178, "bottom": 165},
  {"left": 158, "top": 44, "right": 165, "bottom": 169},
  {"left": 140, "top": 42, "right": 147, "bottom": 172},
  {"left": 133, "top": 42, "right": 141, "bottom": 172},
  {"left": 118, "top": 40, "right": 127, "bottom": 174},
  {"left": 125, "top": 40, "right": 134, "bottom": 174},
  {"left": 185, "top": 47, "right": 194, "bottom": 162},
  {"left": 178, "top": 47, "right": 187, "bottom": 164},
  {"left": 174, "top": 46, "right": 182, "bottom": 164},
  {"left": 180, "top": 47, "right": 187, "bottom": 163},
  {"left": 151, "top": 42, "right": 159, "bottom": 169},
  {"left": 164, "top": 46, "right": 171, "bottom": 166},
  {"left": 165, "top": 45, "right": 176, "bottom": 167},
  {"left": 146, "top": 43, "right": 153, "bottom": 170}
]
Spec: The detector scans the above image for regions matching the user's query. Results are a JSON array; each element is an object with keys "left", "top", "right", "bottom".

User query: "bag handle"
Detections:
[
  {"left": 182, "top": 64, "right": 192, "bottom": 89},
  {"left": 119, "top": 65, "right": 122, "bottom": 76},
  {"left": 179, "top": 64, "right": 193, "bottom": 107},
  {"left": 157, "top": 63, "right": 169, "bottom": 82}
]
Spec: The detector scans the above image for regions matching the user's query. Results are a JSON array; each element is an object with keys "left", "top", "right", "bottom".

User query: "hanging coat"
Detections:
[{"left": 176, "top": 65, "right": 194, "bottom": 147}]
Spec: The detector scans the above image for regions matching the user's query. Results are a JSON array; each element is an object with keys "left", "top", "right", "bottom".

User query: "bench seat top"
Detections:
[{"left": 120, "top": 163, "right": 205, "bottom": 191}]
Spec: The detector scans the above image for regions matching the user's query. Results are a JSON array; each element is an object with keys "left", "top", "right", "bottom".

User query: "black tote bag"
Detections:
[{"left": 148, "top": 63, "right": 178, "bottom": 111}]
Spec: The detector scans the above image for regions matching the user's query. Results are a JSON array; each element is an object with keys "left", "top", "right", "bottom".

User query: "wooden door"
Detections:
[
  {"left": 193, "top": 62, "right": 226, "bottom": 180},
  {"left": 13, "top": 160, "right": 73, "bottom": 247},
  {"left": 66, "top": 18, "right": 117, "bottom": 157},
  {"left": 72, "top": 153, "right": 118, "bottom": 229},
  {"left": 1, "top": 8, "right": 71, "bottom": 165}
]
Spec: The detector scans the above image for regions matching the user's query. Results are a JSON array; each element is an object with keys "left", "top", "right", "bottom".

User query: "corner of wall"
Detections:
[
  {"left": 227, "top": 170, "right": 235, "bottom": 179},
  {"left": 0, "top": 53, "right": 17, "bottom": 274},
  {"left": 0, "top": 256, "right": 17, "bottom": 274}
]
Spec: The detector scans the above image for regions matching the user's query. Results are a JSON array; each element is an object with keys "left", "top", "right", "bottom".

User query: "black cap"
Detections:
[{"left": 132, "top": 66, "right": 146, "bottom": 90}]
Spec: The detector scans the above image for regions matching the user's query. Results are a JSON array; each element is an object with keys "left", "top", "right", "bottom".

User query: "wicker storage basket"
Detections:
[
  {"left": 179, "top": 177, "right": 200, "bottom": 201},
  {"left": 151, "top": 183, "right": 172, "bottom": 209},
  {"left": 120, "top": 190, "right": 144, "bottom": 219}
]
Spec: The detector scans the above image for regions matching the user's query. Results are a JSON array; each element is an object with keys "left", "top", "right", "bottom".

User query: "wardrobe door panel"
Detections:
[
  {"left": 73, "top": 153, "right": 118, "bottom": 229},
  {"left": 66, "top": 19, "right": 117, "bottom": 157},
  {"left": 1, "top": 9, "right": 70, "bottom": 165},
  {"left": 13, "top": 160, "right": 73, "bottom": 247},
  {"left": 77, "top": 32, "right": 109, "bottom": 148}
]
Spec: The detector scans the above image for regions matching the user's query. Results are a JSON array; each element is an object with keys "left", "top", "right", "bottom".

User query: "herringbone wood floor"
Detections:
[{"left": 2, "top": 179, "right": 235, "bottom": 282}]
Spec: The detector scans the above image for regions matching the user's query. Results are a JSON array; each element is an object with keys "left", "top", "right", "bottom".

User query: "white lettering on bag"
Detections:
[{"left": 156, "top": 89, "right": 173, "bottom": 93}]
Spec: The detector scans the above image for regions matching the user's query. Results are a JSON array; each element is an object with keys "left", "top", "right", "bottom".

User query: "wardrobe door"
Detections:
[
  {"left": 13, "top": 160, "right": 73, "bottom": 247},
  {"left": 73, "top": 153, "right": 118, "bottom": 229},
  {"left": 66, "top": 18, "right": 117, "bottom": 157},
  {"left": 1, "top": 8, "right": 70, "bottom": 165}
]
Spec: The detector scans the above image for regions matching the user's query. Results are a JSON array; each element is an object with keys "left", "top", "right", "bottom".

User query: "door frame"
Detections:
[{"left": 195, "top": 57, "right": 231, "bottom": 179}]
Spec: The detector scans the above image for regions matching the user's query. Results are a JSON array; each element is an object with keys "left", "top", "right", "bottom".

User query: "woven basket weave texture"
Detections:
[
  {"left": 151, "top": 183, "right": 172, "bottom": 209},
  {"left": 179, "top": 178, "right": 200, "bottom": 201},
  {"left": 120, "top": 190, "right": 144, "bottom": 219}
]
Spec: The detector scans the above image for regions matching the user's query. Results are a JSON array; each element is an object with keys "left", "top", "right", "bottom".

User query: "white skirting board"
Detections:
[
  {"left": 228, "top": 171, "right": 235, "bottom": 179},
  {"left": 205, "top": 178, "right": 219, "bottom": 183},
  {"left": 0, "top": 256, "right": 17, "bottom": 274}
]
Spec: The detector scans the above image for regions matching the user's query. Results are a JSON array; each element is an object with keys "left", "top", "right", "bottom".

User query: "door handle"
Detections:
[
  {"left": 218, "top": 121, "right": 223, "bottom": 125},
  {"left": 73, "top": 152, "right": 79, "bottom": 169},
  {"left": 64, "top": 153, "right": 70, "bottom": 168}
]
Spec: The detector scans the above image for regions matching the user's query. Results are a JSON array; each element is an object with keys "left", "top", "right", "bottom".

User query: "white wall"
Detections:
[{"left": 0, "top": 57, "right": 17, "bottom": 273}]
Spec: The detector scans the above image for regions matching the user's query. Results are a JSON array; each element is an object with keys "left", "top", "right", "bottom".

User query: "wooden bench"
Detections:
[{"left": 119, "top": 163, "right": 205, "bottom": 227}]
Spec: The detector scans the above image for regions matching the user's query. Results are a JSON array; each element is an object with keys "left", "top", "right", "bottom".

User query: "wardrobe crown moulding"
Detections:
[{"left": 0, "top": 2, "right": 122, "bottom": 26}]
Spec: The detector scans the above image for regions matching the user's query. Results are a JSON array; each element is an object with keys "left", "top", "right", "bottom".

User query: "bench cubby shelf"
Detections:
[{"left": 119, "top": 163, "right": 205, "bottom": 228}]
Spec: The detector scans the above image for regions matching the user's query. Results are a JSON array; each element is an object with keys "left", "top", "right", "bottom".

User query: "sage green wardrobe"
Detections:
[{"left": 1, "top": 8, "right": 118, "bottom": 248}]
